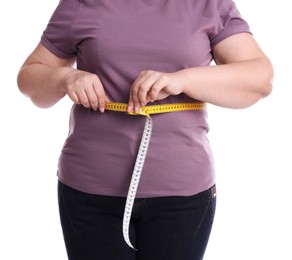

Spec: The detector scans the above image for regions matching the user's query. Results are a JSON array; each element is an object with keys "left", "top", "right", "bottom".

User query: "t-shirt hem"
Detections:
[
  {"left": 57, "top": 175, "right": 216, "bottom": 198},
  {"left": 41, "top": 34, "right": 76, "bottom": 59},
  {"left": 211, "top": 29, "right": 252, "bottom": 48}
]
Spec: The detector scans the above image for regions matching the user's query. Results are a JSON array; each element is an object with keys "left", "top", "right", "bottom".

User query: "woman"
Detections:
[{"left": 17, "top": 0, "right": 273, "bottom": 259}]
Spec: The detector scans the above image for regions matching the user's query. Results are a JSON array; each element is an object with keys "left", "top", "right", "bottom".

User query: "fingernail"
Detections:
[
  {"left": 134, "top": 107, "right": 139, "bottom": 114},
  {"left": 99, "top": 107, "right": 105, "bottom": 113}
]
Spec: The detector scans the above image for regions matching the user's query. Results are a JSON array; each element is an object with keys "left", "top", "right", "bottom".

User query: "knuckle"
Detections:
[
  {"left": 140, "top": 83, "right": 148, "bottom": 91},
  {"left": 151, "top": 83, "right": 160, "bottom": 93},
  {"left": 140, "top": 70, "right": 147, "bottom": 76},
  {"left": 160, "top": 74, "right": 167, "bottom": 81}
]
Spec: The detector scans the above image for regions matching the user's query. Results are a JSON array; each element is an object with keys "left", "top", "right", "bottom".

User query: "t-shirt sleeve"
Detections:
[
  {"left": 209, "top": 0, "right": 251, "bottom": 47},
  {"left": 40, "top": 0, "right": 79, "bottom": 58}
]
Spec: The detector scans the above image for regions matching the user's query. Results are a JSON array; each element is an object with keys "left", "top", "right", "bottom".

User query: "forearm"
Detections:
[
  {"left": 181, "top": 58, "right": 273, "bottom": 109},
  {"left": 17, "top": 64, "right": 73, "bottom": 108}
]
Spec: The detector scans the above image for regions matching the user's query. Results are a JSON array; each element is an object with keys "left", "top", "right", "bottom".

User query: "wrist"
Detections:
[{"left": 175, "top": 69, "right": 193, "bottom": 96}]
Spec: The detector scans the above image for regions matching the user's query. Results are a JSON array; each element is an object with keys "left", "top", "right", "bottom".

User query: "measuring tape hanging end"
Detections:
[{"left": 122, "top": 117, "right": 153, "bottom": 250}]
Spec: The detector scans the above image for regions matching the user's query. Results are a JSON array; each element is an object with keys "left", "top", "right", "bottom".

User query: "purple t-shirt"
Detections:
[{"left": 41, "top": 0, "right": 250, "bottom": 197}]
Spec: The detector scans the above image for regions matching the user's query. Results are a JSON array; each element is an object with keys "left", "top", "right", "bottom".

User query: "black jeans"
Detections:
[{"left": 58, "top": 181, "right": 216, "bottom": 260}]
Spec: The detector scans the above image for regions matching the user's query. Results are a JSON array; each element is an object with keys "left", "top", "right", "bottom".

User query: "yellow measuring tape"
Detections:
[
  {"left": 105, "top": 102, "right": 206, "bottom": 116},
  {"left": 105, "top": 101, "right": 206, "bottom": 250}
]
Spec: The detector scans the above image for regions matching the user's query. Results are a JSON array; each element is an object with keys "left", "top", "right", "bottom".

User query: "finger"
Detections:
[
  {"left": 65, "top": 83, "right": 81, "bottom": 104},
  {"left": 85, "top": 87, "right": 99, "bottom": 111},
  {"left": 131, "top": 71, "right": 154, "bottom": 111},
  {"left": 92, "top": 82, "right": 106, "bottom": 113},
  {"left": 148, "top": 77, "right": 166, "bottom": 101},
  {"left": 127, "top": 98, "right": 134, "bottom": 113},
  {"left": 137, "top": 78, "right": 155, "bottom": 106},
  {"left": 98, "top": 94, "right": 106, "bottom": 113},
  {"left": 67, "top": 91, "right": 81, "bottom": 105},
  {"left": 138, "top": 71, "right": 168, "bottom": 104},
  {"left": 77, "top": 88, "right": 92, "bottom": 109},
  {"left": 128, "top": 77, "right": 143, "bottom": 113}
]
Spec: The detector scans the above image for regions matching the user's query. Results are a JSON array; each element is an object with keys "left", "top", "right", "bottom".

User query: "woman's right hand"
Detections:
[
  {"left": 61, "top": 68, "right": 108, "bottom": 112},
  {"left": 17, "top": 43, "right": 108, "bottom": 111}
]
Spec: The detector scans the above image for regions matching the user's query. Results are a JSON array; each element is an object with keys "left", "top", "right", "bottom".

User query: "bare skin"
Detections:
[{"left": 17, "top": 33, "right": 273, "bottom": 112}]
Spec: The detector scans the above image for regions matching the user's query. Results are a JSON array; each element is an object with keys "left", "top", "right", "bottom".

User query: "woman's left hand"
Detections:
[{"left": 127, "top": 70, "right": 184, "bottom": 113}]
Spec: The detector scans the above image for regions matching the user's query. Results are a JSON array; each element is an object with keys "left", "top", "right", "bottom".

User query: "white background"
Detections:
[{"left": 1, "top": 0, "right": 291, "bottom": 259}]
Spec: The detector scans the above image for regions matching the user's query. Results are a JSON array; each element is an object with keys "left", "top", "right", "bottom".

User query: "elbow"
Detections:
[
  {"left": 17, "top": 68, "right": 56, "bottom": 109},
  {"left": 251, "top": 57, "right": 274, "bottom": 101},
  {"left": 260, "top": 79, "right": 273, "bottom": 99},
  {"left": 237, "top": 59, "right": 274, "bottom": 109},
  {"left": 17, "top": 68, "right": 30, "bottom": 98},
  {"left": 259, "top": 58, "right": 274, "bottom": 99}
]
